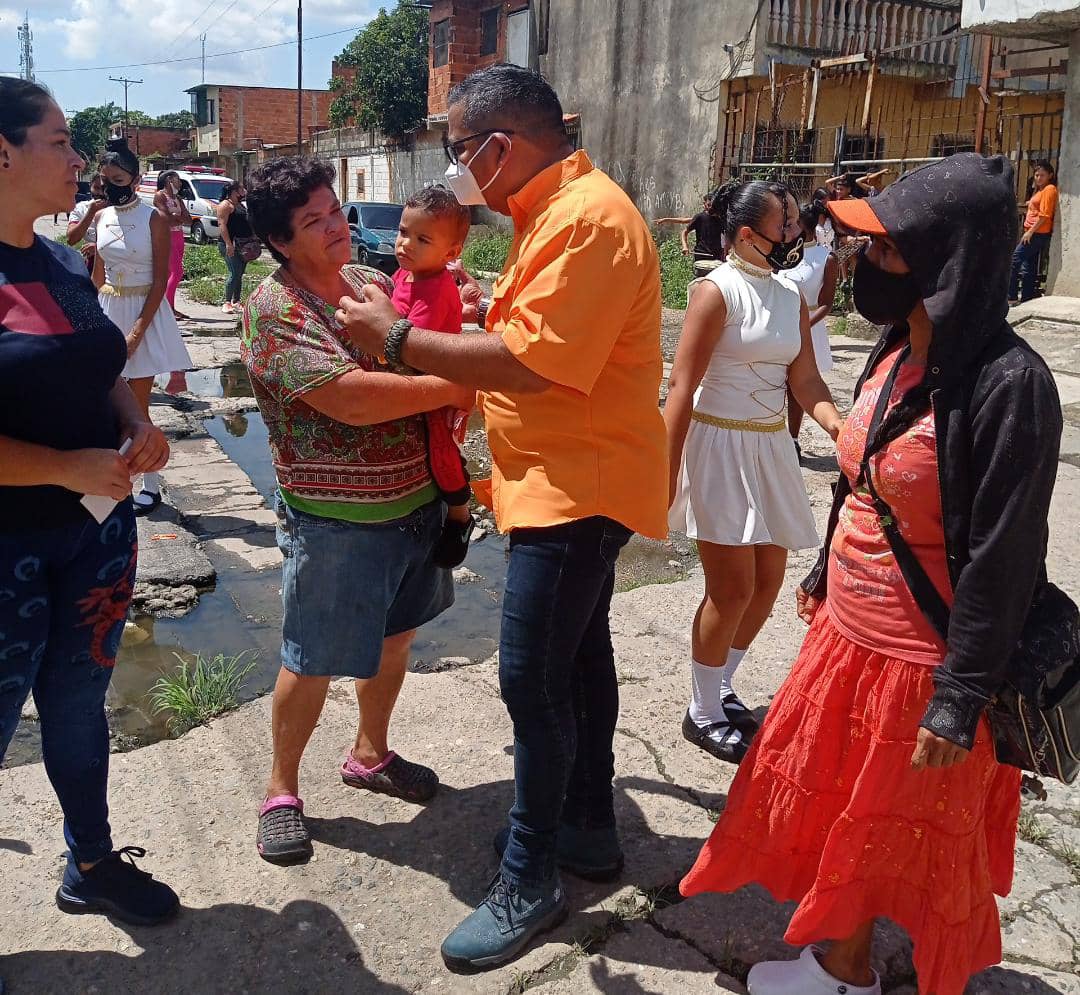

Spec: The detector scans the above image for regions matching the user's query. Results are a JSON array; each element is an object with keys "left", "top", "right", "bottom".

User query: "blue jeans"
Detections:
[
  {"left": 0, "top": 504, "right": 137, "bottom": 864},
  {"left": 218, "top": 239, "right": 248, "bottom": 303},
  {"left": 1009, "top": 232, "right": 1050, "bottom": 302},
  {"left": 498, "top": 516, "right": 632, "bottom": 886}
]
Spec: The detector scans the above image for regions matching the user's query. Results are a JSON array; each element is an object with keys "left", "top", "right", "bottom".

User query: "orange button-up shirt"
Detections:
[
  {"left": 1024, "top": 183, "right": 1058, "bottom": 235},
  {"left": 476, "top": 150, "right": 668, "bottom": 539}
]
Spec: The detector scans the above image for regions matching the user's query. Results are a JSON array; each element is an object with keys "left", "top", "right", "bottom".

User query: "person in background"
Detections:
[
  {"left": 681, "top": 191, "right": 726, "bottom": 275},
  {"left": 67, "top": 172, "right": 106, "bottom": 273},
  {"left": 666, "top": 179, "right": 841, "bottom": 767},
  {"left": 827, "top": 174, "right": 870, "bottom": 279},
  {"left": 811, "top": 186, "right": 834, "bottom": 248},
  {"left": 153, "top": 170, "right": 191, "bottom": 319},
  {"left": 215, "top": 180, "right": 254, "bottom": 315},
  {"left": 391, "top": 185, "right": 477, "bottom": 568},
  {"left": 337, "top": 63, "right": 669, "bottom": 971},
  {"left": 1010, "top": 158, "right": 1058, "bottom": 304},
  {"left": 0, "top": 77, "right": 177, "bottom": 928},
  {"left": 94, "top": 138, "right": 191, "bottom": 516},
  {"left": 784, "top": 202, "right": 839, "bottom": 459},
  {"left": 241, "top": 156, "right": 472, "bottom": 866},
  {"left": 681, "top": 153, "right": 1058, "bottom": 995},
  {"left": 856, "top": 167, "right": 893, "bottom": 196}
]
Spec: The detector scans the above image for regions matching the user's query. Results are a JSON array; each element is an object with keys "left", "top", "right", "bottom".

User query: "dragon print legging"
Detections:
[{"left": 0, "top": 502, "right": 136, "bottom": 864}]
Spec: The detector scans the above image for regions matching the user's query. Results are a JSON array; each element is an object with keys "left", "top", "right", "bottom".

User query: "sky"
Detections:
[{"left": 0, "top": 0, "right": 382, "bottom": 117}]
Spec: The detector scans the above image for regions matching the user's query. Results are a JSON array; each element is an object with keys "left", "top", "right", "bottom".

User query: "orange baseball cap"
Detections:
[{"left": 826, "top": 196, "right": 887, "bottom": 236}]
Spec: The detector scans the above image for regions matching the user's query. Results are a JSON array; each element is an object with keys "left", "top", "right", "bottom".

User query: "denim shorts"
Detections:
[{"left": 275, "top": 495, "right": 454, "bottom": 678}]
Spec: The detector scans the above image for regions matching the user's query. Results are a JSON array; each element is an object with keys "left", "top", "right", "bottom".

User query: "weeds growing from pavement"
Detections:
[
  {"left": 149, "top": 651, "right": 257, "bottom": 733},
  {"left": 180, "top": 244, "right": 274, "bottom": 305},
  {"left": 462, "top": 231, "right": 513, "bottom": 274}
]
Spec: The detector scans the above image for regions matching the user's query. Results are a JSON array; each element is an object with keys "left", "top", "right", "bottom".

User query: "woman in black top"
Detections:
[
  {"left": 215, "top": 179, "right": 253, "bottom": 315},
  {"left": 0, "top": 79, "right": 178, "bottom": 925}
]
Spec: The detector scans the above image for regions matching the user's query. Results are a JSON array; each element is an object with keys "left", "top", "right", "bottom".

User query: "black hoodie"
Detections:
[{"left": 804, "top": 153, "right": 1064, "bottom": 750}]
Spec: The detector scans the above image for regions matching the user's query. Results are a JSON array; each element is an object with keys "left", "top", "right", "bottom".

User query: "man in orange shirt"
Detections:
[
  {"left": 1010, "top": 159, "right": 1058, "bottom": 304},
  {"left": 337, "top": 64, "right": 668, "bottom": 970}
]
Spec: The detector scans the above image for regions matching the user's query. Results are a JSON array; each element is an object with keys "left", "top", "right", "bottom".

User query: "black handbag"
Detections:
[{"left": 856, "top": 346, "right": 1080, "bottom": 783}]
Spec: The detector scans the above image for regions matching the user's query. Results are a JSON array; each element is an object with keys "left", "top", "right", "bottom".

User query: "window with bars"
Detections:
[
  {"left": 433, "top": 19, "right": 450, "bottom": 68},
  {"left": 752, "top": 126, "right": 816, "bottom": 164},
  {"left": 841, "top": 132, "right": 885, "bottom": 164},
  {"left": 481, "top": 8, "right": 500, "bottom": 56},
  {"left": 930, "top": 134, "right": 976, "bottom": 157}
]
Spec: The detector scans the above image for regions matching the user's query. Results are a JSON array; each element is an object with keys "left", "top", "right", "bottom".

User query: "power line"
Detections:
[{"left": 3, "top": 23, "right": 362, "bottom": 75}]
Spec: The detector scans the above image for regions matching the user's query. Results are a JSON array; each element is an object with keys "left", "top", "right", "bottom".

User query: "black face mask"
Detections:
[
  {"left": 104, "top": 181, "right": 136, "bottom": 205},
  {"left": 853, "top": 252, "right": 922, "bottom": 325},
  {"left": 751, "top": 230, "right": 805, "bottom": 271}
]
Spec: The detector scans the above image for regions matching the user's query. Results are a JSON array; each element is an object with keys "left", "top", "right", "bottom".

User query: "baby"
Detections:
[{"left": 391, "top": 185, "right": 476, "bottom": 568}]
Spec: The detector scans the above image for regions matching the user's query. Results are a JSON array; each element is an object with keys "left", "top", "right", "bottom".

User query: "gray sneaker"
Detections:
[{"left": 441, "top": 873, "right": 568, "bottom": 971}]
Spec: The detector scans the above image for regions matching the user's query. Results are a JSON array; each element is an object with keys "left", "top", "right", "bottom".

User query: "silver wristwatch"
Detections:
[
  {"left": 476, "top": 296, "right": 491, "bottom": 326},
  {"left": 384, "top": 318, "right": 413, "bottom": 373}
]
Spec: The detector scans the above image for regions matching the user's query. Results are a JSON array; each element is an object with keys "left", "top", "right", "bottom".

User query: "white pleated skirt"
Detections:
[
  {"left": 100, "top": 293, "right": 192, "bottom": 379},
  {"left": 669, "top": 418, "right": 820, "bottom": 550}
]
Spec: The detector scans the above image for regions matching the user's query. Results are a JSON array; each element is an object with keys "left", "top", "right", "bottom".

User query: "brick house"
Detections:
[
  {"left": 427, "top": 1, "right": 535, "bottom": 120},
  {"left": 107, "top": 122, "right": 190, "bottom": 163},
  {"left": 185, "top": 83, "right": 334, "bottom": 175}
]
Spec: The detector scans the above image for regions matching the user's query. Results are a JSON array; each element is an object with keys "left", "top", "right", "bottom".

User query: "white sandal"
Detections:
[{"left": 747, "top": 946, "right": 881, "bottom": 995}]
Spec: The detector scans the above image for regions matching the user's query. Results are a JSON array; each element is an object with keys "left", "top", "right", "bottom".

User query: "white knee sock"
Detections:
[
  {"left": 719, "top": 647, "right": 747, "bottom": 699},
  {"left": 689, "top": 659, "right": 728, "bottom": 726},
  {"left": 136, "top": 472, "right": 160, "bottom": 502}
]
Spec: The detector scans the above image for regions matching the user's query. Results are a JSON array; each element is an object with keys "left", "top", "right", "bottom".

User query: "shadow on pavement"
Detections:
[{"left": 0, "top": 899, "right": 409, "bottom": 995}]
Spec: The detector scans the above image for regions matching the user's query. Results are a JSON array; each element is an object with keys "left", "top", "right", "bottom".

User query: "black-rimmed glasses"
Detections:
[{"left": 442, "top": 129, "right": 516, "bottom": 164}]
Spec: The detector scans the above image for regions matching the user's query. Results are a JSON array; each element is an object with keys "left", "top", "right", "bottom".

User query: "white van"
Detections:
[{"left": 138, "top": 168, "right": 233, "bottom": 244}]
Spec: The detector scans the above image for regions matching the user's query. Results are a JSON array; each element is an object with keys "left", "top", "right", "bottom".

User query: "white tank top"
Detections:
[
  {"left": 693, "top": 260, "right": 803, "bottom": 423},
  {"left": 97, "top": 200, "right": 156, "bottom": 289},
  {"left": 784, "top": 244, "right": 831, "bottom": 310}
]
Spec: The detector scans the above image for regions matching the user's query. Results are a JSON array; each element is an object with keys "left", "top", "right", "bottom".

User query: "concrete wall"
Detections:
[
  {"left": 1048, "top": 29, "right": 1080, "bottom": 295},
  {"left": 539, "top": 0, "right": 756, "bottom": 221},
  {"left": 963, "top": 0, "right": 1080, "bottom": 40}
]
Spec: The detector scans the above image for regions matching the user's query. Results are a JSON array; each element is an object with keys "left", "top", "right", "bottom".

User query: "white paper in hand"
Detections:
[{"left": 80, "top": 438, "right": 134, "bottom": 524}]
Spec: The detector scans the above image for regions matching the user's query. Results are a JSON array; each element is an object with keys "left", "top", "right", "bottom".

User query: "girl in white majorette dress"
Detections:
[
  {"left": 94, "top": 139, "right": 191, "bottom": 515},
  {"left": 665, "top": 178, "right": 842, "bottom": 764}
]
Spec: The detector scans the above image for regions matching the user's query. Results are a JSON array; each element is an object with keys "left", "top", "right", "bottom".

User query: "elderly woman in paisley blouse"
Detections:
[{"left": 239, "top": 156, "right": 474, "bottom": 865}]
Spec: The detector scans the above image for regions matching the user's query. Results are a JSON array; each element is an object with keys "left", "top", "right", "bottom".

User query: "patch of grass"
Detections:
[
  {"left": 832, "top": 277, "right": 853, "bottom": 315},
  {"left": 462, "top": 231, "right": 513, "bottom": 274},
  {"left": 1054, "top": 839, "right": 1080, "bottom": 881},
  {"left": 180, "top": 246, "right": 274, "bottom": 305},
  {"left": 148, "top": 651, "right": 257, "bottom": 734},
  {"left": 655, "top": 233, "right": 695, "bottom": 309},
  {"left": 1017, "top": 808, "right": 1053, "bottom": 845},
  {"left": 832, "top": 315, "right": 848, "bottom": 337}
]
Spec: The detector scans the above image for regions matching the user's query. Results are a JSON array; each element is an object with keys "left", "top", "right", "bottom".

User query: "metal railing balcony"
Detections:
[{"left": 765, "top": 0, "right": 961, "bottom": 66}]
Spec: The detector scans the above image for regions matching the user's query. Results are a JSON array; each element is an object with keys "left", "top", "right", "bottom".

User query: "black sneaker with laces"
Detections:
[{"left": 56, "top": 847, "right": 179, "bottom": 926}]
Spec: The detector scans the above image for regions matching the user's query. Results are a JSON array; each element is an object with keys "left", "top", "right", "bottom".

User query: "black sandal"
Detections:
[
  {"left": 257, "top": 795, "right": 312, "bottom": 865},
  {"left": 133, "top": 490, "right": 162, "bottom": 517},
  {"left": 681, "top": 710, "right": 749, "bottom": 765}
]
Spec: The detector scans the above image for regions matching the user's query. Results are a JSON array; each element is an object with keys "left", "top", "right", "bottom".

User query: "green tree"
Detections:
[
  {"left": 68, "top": 102, "right": 122, "bottom": 161},
  {"left": 153, "top": 110, "right": 196, "bottom": 129},
  {"left": 329, "top": 1, "right": 429, "bottom": 138},
  {"left": 125, "top": 110, "right": 156, "bottom": 127}
]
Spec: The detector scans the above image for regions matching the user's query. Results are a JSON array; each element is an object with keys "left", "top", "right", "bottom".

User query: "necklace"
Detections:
[
  {"left": 728, "top": 252, "right": 773, "bottom": 280},
  {"left": 114, "top": 197, "right": 141, "bottom": 212}
]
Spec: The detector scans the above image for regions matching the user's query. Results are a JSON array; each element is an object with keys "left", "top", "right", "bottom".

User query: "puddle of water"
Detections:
[
  {"left": 204, "top": 411, "right": 278, "bottom": 504},
  {"left": 180, "top": 362, "right": 255, "bottom": 399}
]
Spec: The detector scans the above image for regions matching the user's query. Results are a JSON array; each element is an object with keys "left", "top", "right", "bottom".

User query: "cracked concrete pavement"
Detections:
[{"left": 4, "top": 240, "right": 1080, "bottom": 991}]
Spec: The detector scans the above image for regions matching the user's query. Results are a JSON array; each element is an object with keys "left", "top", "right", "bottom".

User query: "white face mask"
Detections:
[{"left": 444, "top": 133, "right": 508, "bottom": 207}]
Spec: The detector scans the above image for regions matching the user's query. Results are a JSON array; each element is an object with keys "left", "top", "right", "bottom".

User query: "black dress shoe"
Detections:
[
  {"left": 719, "top": 691, "right": 761, "bottom": 738},
  {"left": 681, "top": 710, "right": 749, "bottom": 764},
  {"left": 133, "top": 490, "right": 162, "bottom": 517}
]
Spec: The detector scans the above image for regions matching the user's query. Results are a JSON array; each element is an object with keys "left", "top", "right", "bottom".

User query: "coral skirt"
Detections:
[{"left": 680, "top": 609, "right": 1021, "bottom": 995}]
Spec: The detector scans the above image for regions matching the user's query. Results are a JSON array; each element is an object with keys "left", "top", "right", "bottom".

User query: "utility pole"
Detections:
[
  {"left": 201, "top": 33, "right": 206, "bottom": 84},
  {"left": 17, "top": 11, "right": 34, "bottom": 81},
  {"left": 296, "top": 0, "right": 303, "bottom": 152},
  {"left": 109, "top": 76, "right": 143, "bottom": 132}
]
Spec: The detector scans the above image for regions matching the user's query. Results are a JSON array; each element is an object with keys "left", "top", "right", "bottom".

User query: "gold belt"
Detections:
[
  {"left": 100, "top": 283, "right": 152, "bottom": 298},
  {"left": 691, "top": 410, "right": 786, "bottom": 433}
]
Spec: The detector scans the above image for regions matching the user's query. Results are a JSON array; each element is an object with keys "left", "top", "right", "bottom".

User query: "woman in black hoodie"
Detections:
[{"left": 679, "top": 154, "right": 1063, "bottom": 995}]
